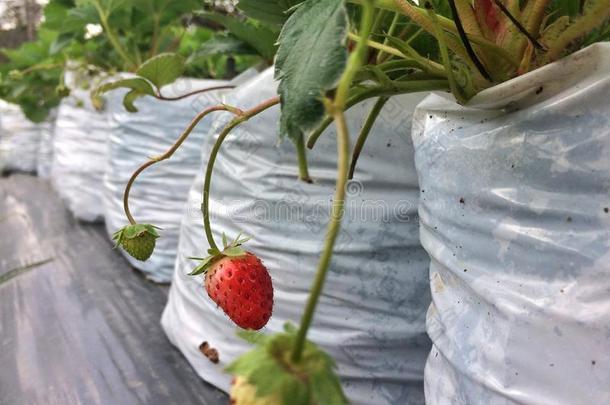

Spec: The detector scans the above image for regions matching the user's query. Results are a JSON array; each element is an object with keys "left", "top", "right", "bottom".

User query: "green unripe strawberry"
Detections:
[{"left": 113, "top": 223, "right": 160, "bottom": 261}]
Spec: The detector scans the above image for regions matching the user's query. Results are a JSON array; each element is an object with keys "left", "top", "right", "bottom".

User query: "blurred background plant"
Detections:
[{"left": 0, "top": 0, "right": 279, "bottom": 121}]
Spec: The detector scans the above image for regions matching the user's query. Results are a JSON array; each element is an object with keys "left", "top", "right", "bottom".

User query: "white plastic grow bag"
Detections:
[
  {"left": 51, "top": 88, "right": 111, "bottom": 222},
  {"left": 162, "top": 68, "right": 432, "bottom": 405},
  {"left": 0, "top": 101, "right": 41, "bottom": 174},
  {"left": 103, "top": 78, "right": 231, "bottom": 283},
  {"left": 36, "top": 109, "right": 58, "bottom": 178},
  {"left": 412, "top": 43, "right": 610, "bottom": 405}
]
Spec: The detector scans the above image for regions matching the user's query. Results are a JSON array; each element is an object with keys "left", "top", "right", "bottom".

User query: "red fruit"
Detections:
[{"left": 205, "top": 252, "right": 273, "bottom": 330}]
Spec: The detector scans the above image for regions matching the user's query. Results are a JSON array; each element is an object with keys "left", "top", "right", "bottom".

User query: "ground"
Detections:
[{"left": 0, "top": 174, "right": 227, "bottom": 405}]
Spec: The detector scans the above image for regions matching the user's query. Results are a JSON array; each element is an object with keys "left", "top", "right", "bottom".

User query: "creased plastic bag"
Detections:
[
  {"left": 412, "top": 43, "right": 610, "bottom": 405},
  {"left": 51, "top": 88, "right": 111, "bottom": 222},
  {"left": 0, "top": 101, "right": 41, "bottom": 174},
  {"left": 162, "top": 68, "right": 432, "bottom": 405}
]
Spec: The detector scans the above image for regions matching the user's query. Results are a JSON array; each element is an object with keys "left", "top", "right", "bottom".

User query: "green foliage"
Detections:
[
  {"left": 227, "top": 324, "right": 347, "bottom": 405},
  {"left": 199, "top": 12, "right": 279, "bottom": 62},
  {"left": 237, "top": 0, "right": 303, "bottom": 25},
  {"left": 274, "top": 0, "right": 348, "bottom": 141},
  {"left": 190, "top": 34, "right": 257, "bottom": 58},
  {"left": 96, "top": 77, "right": 155, "bottom": 112},
  {"left": 136, "top": 53, "right": 185, "bottom": 87},
  {"left": 0, "top": 30, "right": 65, "bottom": 122},
  {"left": 95, "top": 53, "right": 184, "bottom": 112}
]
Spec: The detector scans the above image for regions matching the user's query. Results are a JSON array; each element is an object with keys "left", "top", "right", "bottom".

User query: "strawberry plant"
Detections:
[
  {"left": 11, "top": 0, "right": 608, "bottom": 402},
  {"left": 114, "top": 0, "right": 610, "bottom": 402}
]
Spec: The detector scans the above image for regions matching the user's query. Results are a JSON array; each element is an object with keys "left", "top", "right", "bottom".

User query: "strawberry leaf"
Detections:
[
  {"left": 136, "top": 53, "right": 185, "bottom": 88},
  {"left": 95, "top": 77, "right": 156, "bottom": 113},
  {"left": 96, "top": 77, "right": 155, "bottom": 96},
  {"left": 274, "top": 0, "right": 348, "bottom": 141}
]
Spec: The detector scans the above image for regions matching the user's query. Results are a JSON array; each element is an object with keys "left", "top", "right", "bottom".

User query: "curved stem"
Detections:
[
  {"left": 291, "top": 0, "right": 375, "bottom": 363},
  {"left": 306, "top": 79, "right": 449, "bottom": 149},
  {"left": 348, "top": 96, "right": 388, "bottom": 179},
  {"left": 122, "top": 105, "right": 229, "bottom": 225},
  {"left": 149, "top": 13, "right": 161, "bottom": 59},
  {"left": 201, "top": 96, "right": 280, "bottom": 251},
  {"left": 156, "top": 85, "right": 236, "bottom": 101}
]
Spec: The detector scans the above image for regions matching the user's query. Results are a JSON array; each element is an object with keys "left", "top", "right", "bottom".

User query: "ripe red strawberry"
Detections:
[{"left": 205, "top": 252, "right": 273, "bottom": 330}]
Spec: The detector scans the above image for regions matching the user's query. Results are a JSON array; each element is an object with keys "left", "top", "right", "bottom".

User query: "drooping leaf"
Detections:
[
  {"left": 274, "top": 0, "right": 348, "bottom": 141},
  {"left": 96, "top": 77, "right": 155, "bottom": 96},
  {"left": 136, "top": 53, "right": 185, "bottom": 88},
  {"left": 95, "top": 77, "right": 156, "bottom": 112}
]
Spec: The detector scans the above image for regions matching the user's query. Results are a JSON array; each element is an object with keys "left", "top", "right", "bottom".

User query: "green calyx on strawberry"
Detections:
[
  {"left": 112, "top": 223, "right": 160, "bottom": 261},
  {"left": 227, "top": 324, "right": 347, "bottom": 405},
  {"left": 189, "top": 233, "right": 273, "bottom": 330}
]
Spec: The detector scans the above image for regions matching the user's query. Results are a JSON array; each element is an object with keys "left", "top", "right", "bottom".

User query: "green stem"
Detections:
[
  {"left": 93, "top": 1, "right": 137, "bottom": 70},
  {"left": 291, "top": 0, "right": 375, "bottom": 363},
  {"left": 149, "top": 13, "right": 161, "bottom": 58},
  {"left": 377, "top": 12, "right": 401, "bottom": 63},
  {"left": 201, "top": 97, "right": 280, "bottom": 251},
  {"left": 306, "top": 79, "right": 449, "bottom": 149},
  {"left": 122, "top": 105, "right": 229, "bottom": 225},
  {"left": 348, "top": 97, "right": 388, "bottom": 179},
  {"left": 295, "top": 134, "right": 312, "bottom": 182},
  {"left": 348, "top": 32, "right": 404, "bottom": 58},
  {"left": 371, "top": 9, "right": 388, "bottom": 37}
]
